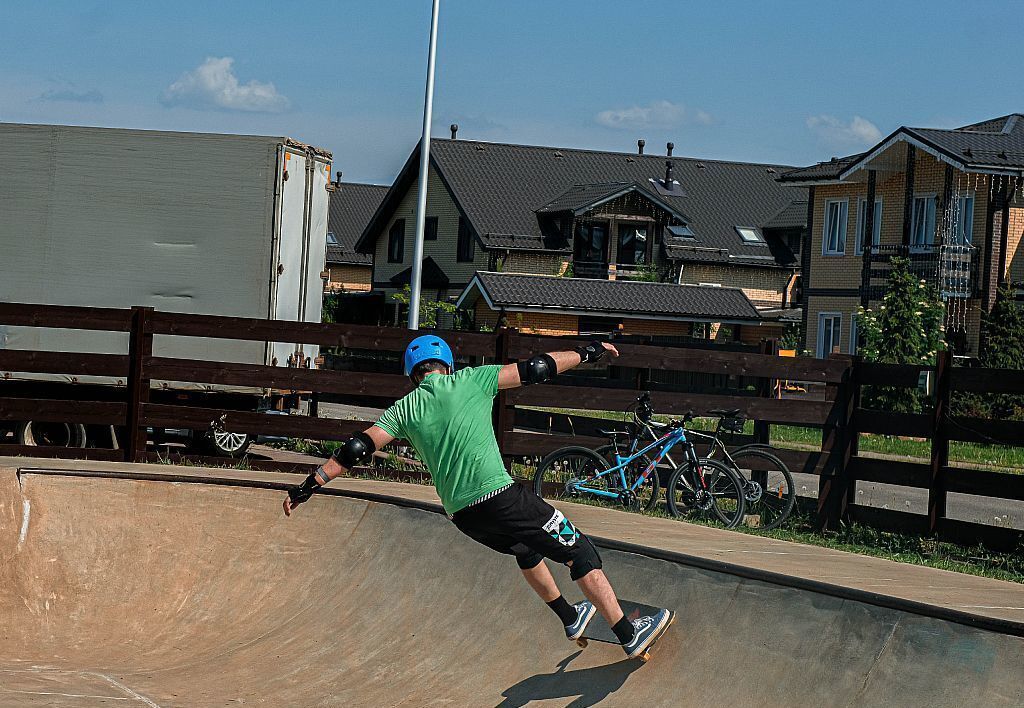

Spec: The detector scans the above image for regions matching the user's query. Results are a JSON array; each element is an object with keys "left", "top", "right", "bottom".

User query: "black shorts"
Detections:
[{"left": 451, "top": 483, "right": 602, "bottom": 580}]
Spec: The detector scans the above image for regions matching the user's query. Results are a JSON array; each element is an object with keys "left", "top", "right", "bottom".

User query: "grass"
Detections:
[{"left": 528, "top": 407, "right": 1024, "bottom": 473}]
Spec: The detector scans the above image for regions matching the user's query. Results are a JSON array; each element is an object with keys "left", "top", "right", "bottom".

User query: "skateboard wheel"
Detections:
[
  {"left": 639, "top": 652, "right": 650, "bottom": 663},
  {"left": 576, "top": 639, "right": 588, "bottom": 648}
]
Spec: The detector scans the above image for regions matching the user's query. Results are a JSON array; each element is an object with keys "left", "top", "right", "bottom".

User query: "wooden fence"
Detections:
[{"left": 0, "top": 302, "right": 1021, "bottom": 550}]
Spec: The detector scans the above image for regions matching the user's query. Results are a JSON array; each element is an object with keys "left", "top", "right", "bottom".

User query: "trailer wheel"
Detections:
[
  {"left": 203, "top": 429, "right": 252, "bottom": 458},
  {"left": 17, "top": 421, "right": 87, "bottom": 448}
]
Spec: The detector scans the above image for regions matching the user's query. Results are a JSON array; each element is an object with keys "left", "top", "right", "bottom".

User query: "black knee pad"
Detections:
[
  {"left": 516, "top": 551, "right": 544, "bottom": 570},
  {"left": 568, "top": 536, "right": 602, "bottom": 581}
]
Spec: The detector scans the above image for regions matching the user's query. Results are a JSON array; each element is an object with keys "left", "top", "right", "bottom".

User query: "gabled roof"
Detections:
[
  {"left": 357, "top": 138, "right": 806, "bottom": 268},
  {"left": 327, "top": 182, "right": 388, "bottom": 265},
  {"left": 780, "top": 113, "right": 1024, "bottom": 184},
  {"left": 763, "top": 199, "right": 808, "bottom": 230},
  {"left": 457, "top": 271, "right": 762, "bottom": 324},
  {"left": 389, "top": 256, "right": 450, "bottom": 288},
  {"left": 535, "top": 181, "right": 691, "bottom": 223}
]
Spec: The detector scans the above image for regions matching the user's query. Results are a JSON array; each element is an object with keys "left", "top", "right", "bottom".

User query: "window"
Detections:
[
  {"left": 457, "top": 217, "right": 475, "bottom": 262},
  {"left": 573, "top": 221, "right": 608, "bottom": 263},
  {"left": 667, "top": 224, "right": 696, "bottom": 240},
  {"left": 326, "top": 232, "right": 338, "bottom": 246},
  {"left": 953, "top": 194, "right": 974, "bottom": 245},
  {"left": 579, "top": 316, "right": 621, "bottom": 335},
  {"left": 388, "top": 219, "right": 405, "bottom": 263},
  {"left": 616, "top": 224, "right": 648, "bottom": 265},
  {"left": 736, "top": 226, "right": 763, "bottom": 243},
  {"left": 786, "top": 230, "right": 802, "bottom": 255},
  {"left": 817, "top": 312, "right": 842, "bottom": 358},
  {"left": 849, "top": 316, "right": 859, "bottom": 354},
  {"left": 424, "top": 216, "right": 438, "bottom": 241},
  {"left": 910, "top": 195, "right": 937, "bottom": 247},
  {"left": 855, "top": 198, "right": 882, "bottom": 255},
  {"left": 822, "top": 199, "right": 848, "bottom": 255}
]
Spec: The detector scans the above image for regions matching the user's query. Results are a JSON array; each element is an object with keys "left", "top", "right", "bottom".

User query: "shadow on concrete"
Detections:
[{"left": 497, "top": 651, "right": 642, "bottom": 707}]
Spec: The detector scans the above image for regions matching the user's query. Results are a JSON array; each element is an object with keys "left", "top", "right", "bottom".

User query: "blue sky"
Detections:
[{"left": 1, "top": 1, "right": 1019, "bottom": 183}]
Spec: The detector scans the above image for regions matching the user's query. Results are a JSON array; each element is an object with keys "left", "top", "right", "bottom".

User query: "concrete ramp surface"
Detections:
[{"left": 2, "top": 468, "right": 1022, "bottom": 707}]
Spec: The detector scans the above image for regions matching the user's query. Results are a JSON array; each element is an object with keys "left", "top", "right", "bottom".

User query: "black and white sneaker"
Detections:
[
  {"left": 564, "top": 601, "right": 597, "bottom": 640},
  {"left": 622, "top": 609, "right": 673, "bottom": 658}
]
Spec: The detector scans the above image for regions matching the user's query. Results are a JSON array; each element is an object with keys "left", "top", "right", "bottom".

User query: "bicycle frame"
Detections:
[{"left": 572, "top": 425, "right": 690, "bottom": 500}]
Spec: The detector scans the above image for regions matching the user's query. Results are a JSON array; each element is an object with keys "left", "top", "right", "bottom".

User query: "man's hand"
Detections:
[
  {"left": 600, "top": 342, "right": 619, "bottom": 359},
  {"left": 575, "top": 340, "right": 619, "bottom": 364},
  {"left": 282, "top": 473, "right": 321, "bottom": 517}
]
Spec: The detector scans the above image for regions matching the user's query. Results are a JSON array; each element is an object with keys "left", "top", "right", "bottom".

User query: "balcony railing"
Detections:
[{"left": 864, "top": 244, "right": 978, "bottom": 300}]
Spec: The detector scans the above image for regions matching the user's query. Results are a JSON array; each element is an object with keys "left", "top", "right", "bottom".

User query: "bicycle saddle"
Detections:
[{"left": 708, "top": 408, "right": 741, "bottom": 418}]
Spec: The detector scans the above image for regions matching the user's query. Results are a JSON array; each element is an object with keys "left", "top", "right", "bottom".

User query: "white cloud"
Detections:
[
  {"left": 163, "top": 57, "right": 290, "bottom": 113},
  {"left": 595, "top": 100, "right": 712, "bottom": 130},
  {"left": 806, "top": 114, "right": 882, "bottom": 146}
]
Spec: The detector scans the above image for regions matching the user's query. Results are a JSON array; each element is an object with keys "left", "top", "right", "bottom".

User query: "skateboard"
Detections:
[{"left": 574, "top": 600, "right": 674, "bottom": 663}]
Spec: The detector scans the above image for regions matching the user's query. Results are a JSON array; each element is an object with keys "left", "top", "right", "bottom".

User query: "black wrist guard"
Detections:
[
  {"left": 288, "top": 473, "right": 321, "bottom": 506},
  {"left": 574, "top": 340, "right": 607, "bottom": 364}
]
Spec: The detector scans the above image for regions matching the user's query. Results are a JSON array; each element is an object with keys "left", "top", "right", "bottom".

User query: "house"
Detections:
[
  {"left": 780, "top": 113, "right": 1024, "bottom": 358},
  {"left": 325, "top": 181, "right": 388, "bottom": 293},
  {"left": 355, "top": 133, "right": 807, "bottom": 339}
]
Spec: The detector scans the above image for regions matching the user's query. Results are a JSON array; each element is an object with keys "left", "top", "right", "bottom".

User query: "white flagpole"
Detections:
[{"left": 407, "top": 0, "right": 441, "bottom": 330}]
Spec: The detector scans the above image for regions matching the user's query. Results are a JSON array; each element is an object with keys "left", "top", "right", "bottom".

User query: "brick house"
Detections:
[
  {"left": 354, "top": 134, "right": 807, "bottom": 338},
  {"left": 780, "top": 114, "right": 1024, "bottom": 358},
  {"left": 325, "top": 181, "right": 388, "bottom": 293}
]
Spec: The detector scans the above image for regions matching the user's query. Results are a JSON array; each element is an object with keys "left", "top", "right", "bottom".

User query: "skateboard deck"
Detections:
[{"left": 575, "top": 600, "right": 674, "bottom": 663}]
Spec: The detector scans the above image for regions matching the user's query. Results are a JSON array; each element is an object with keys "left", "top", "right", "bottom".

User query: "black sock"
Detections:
[
  {"left": 547, "top": 596, "right": 577, "bottom": 626},
  {"left": 612, "top": 616, "right": 635, "bottom": 644}
]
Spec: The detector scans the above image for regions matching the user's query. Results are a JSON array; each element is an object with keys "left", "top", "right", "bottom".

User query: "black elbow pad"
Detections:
[
  {"left": 333, "top": 431, "right": 377, "bottom": 467},
  {"left": 517, "top": 354, "right": 557, "bottom": 385}
]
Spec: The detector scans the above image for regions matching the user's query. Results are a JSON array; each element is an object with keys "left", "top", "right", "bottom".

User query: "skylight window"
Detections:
[
  {"left": 326, "top": 232, "right": 339, "bottom": 245},
  {"left": 736, "top": 226, "right": 763, "bottom": 243},
  {"left": 667, "top": 224, "right": 696, "bottom": 240}
]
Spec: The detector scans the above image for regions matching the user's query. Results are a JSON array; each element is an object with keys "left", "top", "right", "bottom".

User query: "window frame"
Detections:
[
  {"left": 849, "top": 316, "right": 859, "bottom": 355},
  {"left": 854, "top": 197, "right": 882, "bottom": 255},
  {"left": 424, "top": 216, "right": 438, "bottom": 241},
  {"left": 387, "top": 219, "right": 405, "bottom": 263},
  {"left": 953, "top": 193, "right": 975, "bottom": 246},
  {"left": 735, "top": 226, "right": 764, "bottom": 244},
  {"left": 457, "top": 217, "right": 476, "bottom": 262},
  {"left": 816, "top": 311, "right": 842, "bottom": 358},
  {"left": 822, "top": 199, "right": 849, "bottom": 256},
  {"left": 910, "top": 193, "right": 938, "bottom": 248}
]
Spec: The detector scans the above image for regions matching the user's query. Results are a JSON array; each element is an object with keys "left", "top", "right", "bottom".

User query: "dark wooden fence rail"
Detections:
[{"left": 1, "top": 302, "right": 1022, "bottom": 550}]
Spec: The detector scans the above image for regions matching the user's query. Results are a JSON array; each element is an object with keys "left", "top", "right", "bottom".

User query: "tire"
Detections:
[
  {"left": 16, "top": 421, "right": 87, "bottom": 448},
  {"left": 594, "top": 444, "right": 660, "bottom": 511},
  {"left": 665, "top": 457, "right": 746, "bottom": 528},
  {"left": 202, "top": 429, "right": 252, "bottom": 458},
  {"left": 730, "top": 448, "right": 796, "bottom": 531},
  {"left": 534, "top": 445, "right": 658, "bottom": 510}
]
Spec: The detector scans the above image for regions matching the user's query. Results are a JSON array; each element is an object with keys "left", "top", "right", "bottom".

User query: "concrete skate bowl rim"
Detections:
[{"left": 15, "top": 465, "right": 1024, "bottom": 640}]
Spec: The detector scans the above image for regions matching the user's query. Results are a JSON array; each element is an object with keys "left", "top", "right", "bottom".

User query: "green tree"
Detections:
[
  {"left": 978, "top": 285, "right": 1024, "bottom": 419},
  {"left": 391, "top": 285, "right": 457, "bottom": 328},
  {"left": 631, "top": 262, "right": 661, "bottom": 282},
  {"left": 857, "top": 257, "right": 945, "bottom": 412}
]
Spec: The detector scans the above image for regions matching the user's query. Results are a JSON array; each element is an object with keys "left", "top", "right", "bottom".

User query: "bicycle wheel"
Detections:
[
  {"left": 533, "top": 446, "right": 609, "bottom": 501},
  {"left": 730, "top": 448, "right": 796, "bottom": 531},
  {"left": 593, "top": 444, "right": 660, "bottom": 511},
  {"left": 665, "top": 457, "right": 746, "bottom": 528}
]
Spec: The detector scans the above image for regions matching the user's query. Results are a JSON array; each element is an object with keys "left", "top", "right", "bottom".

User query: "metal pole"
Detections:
[{"left": 407, "top": 0, "right": 441, "bottom": 330}]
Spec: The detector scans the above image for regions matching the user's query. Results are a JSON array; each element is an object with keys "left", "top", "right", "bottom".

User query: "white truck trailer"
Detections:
[{"left": 0, "top": 122, "right": 333, "bottom": 455}]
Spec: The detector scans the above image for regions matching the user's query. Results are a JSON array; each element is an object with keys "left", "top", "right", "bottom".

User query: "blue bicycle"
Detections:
[{"left": 532, "top": 412, "right": 747, "bottom": 527}]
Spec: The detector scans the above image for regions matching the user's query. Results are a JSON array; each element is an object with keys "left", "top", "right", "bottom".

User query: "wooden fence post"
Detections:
[
  {"left": 125, "top": 306, "right": 154, "bottom": 463},
  {"left": 754, "top": 339, "right": 778, "bottom": 445},
  {"left": 928, "top": 350, "right": 952, "bottom": 535},
  {"left": 493, "top": 326, "right": 514, "bottom": 467},
  {"left": 816, "top": 354, "right": 855, "bottom": 531}
]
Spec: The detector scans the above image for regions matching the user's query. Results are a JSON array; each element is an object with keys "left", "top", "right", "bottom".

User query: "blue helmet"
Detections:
[{"left": 403, "top": 334, "right": 454, "bottom": 376}]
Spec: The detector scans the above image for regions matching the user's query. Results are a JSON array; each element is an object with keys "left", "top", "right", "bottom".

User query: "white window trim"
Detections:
[
  {"left": 822, "top": 199, "right": 848, "bottom": 256},
  {"left": 849, "top": 316, "right": 859, "bottom": 355},
  {"left": 854, "top": 197, "right": 882, "bottom": 255},
  {"left": 910, "top": 193, "right": 938, "bottom": 248},
  {"left": 954, "top": 192, "right": 976, "bottom": 246},
  {"left": 698, "top": 282, "right": 722, "bottom": 287},
  {"left": 817, "top": 311, "right": 842, "bottom": 358}
]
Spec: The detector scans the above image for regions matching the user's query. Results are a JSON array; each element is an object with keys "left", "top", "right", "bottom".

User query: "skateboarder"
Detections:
[{"left": 284, "top": 335, "right": 672, "bottom": 658}]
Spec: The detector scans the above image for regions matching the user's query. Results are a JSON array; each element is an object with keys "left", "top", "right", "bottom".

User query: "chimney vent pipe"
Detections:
[
  {"left": 664, "top": 160, "right": 674, "bottom": 189},
  {"left": 450, "top": 124, "right": 459, "bottom": 139},
  {"left": 667, "top": 142, "right": 674, "bottom": 157},
  {"left": 637, "top": 139, "right": 645, "bottom": 155}
]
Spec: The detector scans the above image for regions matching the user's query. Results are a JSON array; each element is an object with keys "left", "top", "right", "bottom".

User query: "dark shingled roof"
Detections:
[
  {"left": 763, "top": 199, "right": 809, "bottom": 230},
  {"left": 358, "top": 139, "right": 806, "bottom": 267},
  {"left": 389, "top": 257, "right": 450, "bottom": 288},
  {"left": 459, "top": 271, "right": 762, "bottom": 323},
  {"left": 327, "top": 182, "right": 388, "bottom": 265},
  {"left": 780, "top": 114, "right": 1024, "bottom": 183}
]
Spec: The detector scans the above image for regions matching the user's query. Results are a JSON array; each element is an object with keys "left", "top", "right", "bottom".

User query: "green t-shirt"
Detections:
[{"left": 375, "top": 365, "right": 513, "bottom": 514}]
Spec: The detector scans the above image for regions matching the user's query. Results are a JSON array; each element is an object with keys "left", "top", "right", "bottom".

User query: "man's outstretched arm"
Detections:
[
  {"left": 283, "top": 424, "right": 394, "bottom": 516},
  {"left": 497, "top": 341, "right": 618, "bottom": 390}
]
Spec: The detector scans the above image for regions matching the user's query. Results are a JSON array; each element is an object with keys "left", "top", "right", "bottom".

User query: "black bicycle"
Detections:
[{"left": 597, "top": 394, "right": 795, "bottom": 530}]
